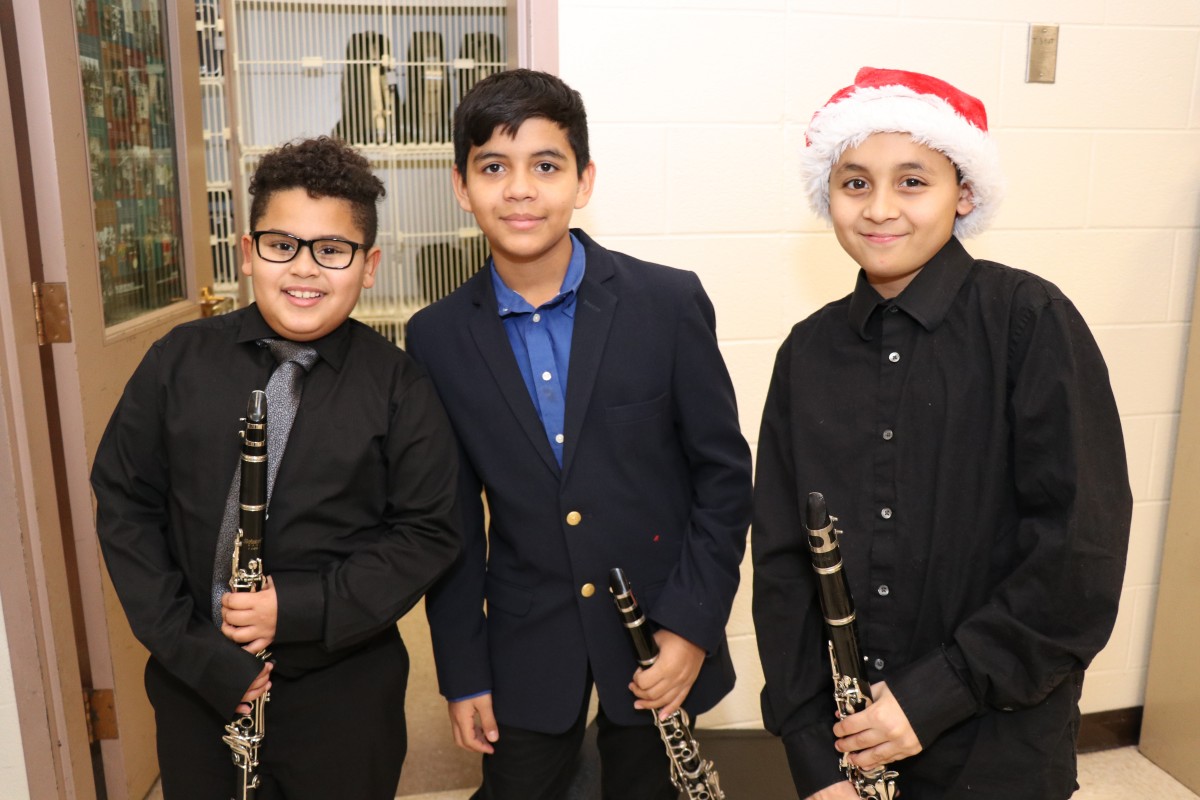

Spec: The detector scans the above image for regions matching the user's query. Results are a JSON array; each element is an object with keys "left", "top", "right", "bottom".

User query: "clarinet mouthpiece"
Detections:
[
  {"left": 247, "top": 389, "right": 267, "bottom": 424},
  {"left": 609, "top": 567, "right": 631, "bottom": 596},
  {"left": 806, "top": 491, "right": 829, "bottom": 531}
]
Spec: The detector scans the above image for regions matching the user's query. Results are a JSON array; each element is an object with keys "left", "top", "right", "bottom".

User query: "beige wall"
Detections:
[{"left": 559, "top": 0, "right": 1200, "bottom": 727}]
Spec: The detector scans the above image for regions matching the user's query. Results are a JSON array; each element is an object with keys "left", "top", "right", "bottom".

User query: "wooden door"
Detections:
[
  {"left": 7, "top": 0, "right": 213, "bottom": 796},
  {"left": 1140, "top": 262, "right": 1200, "bottom": 792}
]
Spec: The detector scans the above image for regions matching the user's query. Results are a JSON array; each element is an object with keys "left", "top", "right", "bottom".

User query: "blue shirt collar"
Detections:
[{"left": 491, "top": 233, "right": 586, "bottom": 318}]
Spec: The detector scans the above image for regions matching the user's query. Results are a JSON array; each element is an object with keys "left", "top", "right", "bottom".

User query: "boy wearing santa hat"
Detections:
[{"left": 752, "top": 68, "right": 1132, "bottom": 799}]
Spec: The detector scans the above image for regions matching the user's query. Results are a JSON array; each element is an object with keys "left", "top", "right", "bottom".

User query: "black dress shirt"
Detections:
[
  {"left": 91, "top": 304, "right": 461, "bottom": 716},
  {"left": 752, "top": 238, "right": 1132, "bottom": 799}
]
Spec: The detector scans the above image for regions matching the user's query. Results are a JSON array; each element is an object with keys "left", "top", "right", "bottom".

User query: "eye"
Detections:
[
  {"left": 901, "top": 177, "right": 927, "bottom": 188},
  {"left": 267, "top": 238, "right": 296, "bottom": 253},
  {"left": 534, "top": 162, "right": 559, "bottom": 174},
  {"left": 843, "top": 178, "right": 868, "bottom": 191},
  {"left": 316, "top": 241, "right": 352, "bottom": 257},
  {"left": 481, "top": 163, "right": 503, "bottom": 174}
]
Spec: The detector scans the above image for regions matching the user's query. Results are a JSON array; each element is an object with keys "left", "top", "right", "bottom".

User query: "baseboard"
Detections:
[
  {"left": 694, "top": 707, "right": 1143, "bottom": 797},
  {"left": 1076, "top": 706, "right": 1143, "bottom": 753}
]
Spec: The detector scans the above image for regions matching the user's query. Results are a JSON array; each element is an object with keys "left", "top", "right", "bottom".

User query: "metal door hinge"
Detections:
[
  {"left": 83, "top": 688, "right": 118, "bottom": 743},
  {"left": 32, "top": 282, "right": 71, "bottom": 345}
]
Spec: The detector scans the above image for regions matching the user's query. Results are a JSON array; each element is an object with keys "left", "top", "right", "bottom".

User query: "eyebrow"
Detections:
[
  {"left": 834, "top": 160, "right": 932, "bottom": 175},
  {"left": 472, "top": 148, "right": 568, "bottom": 163}
]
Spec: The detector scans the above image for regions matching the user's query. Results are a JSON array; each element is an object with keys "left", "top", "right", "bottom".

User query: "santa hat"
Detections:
[{"left": 801, "top": 67, "right": 1004, "bottom": 239}]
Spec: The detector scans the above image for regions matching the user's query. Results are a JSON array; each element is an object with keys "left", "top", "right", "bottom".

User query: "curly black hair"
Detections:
[
  {"left": 453, "top": 69, "right": 589, "bottom": 180},
  {"left": 248, "top": 136, "right": 386, "bottom": 247}
]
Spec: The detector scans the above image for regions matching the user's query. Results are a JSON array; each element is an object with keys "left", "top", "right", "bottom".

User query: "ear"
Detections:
[
  {"left": 574, "top": 161, "right": 596, "bottom": 210},
  {"left": 451, "top": 165, "right": 472, "bottom": 213},
  {"left": 361, "top": 246, "right": 381, "bottom": 289},
  {"left": 240, "top": 233, "right": 255, "bottom": 277},
  {"left": 956, "top": 182, "right": 977, "bottom": 217}
]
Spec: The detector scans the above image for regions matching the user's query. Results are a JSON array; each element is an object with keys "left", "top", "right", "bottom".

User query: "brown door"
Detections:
[{"left": 7, "top": 0, "right": 214, "bottom": 796}]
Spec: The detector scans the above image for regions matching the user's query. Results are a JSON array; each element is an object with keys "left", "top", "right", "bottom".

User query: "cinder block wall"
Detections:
[{"left": 560, "top": 0, "right": 1200, "bottom": 728}]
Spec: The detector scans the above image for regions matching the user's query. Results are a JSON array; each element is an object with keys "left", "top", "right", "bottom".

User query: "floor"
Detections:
[
  {"left": 395, "top": 748, "right": 1200, "bottom": 800},
  {"left": 144, "top": 746, "right": 1198, "bottom": 799}
]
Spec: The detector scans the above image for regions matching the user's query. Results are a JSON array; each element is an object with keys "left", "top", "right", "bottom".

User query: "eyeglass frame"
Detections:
[{"left": 250, "top": 230, "right": 366, "bottom": 270}]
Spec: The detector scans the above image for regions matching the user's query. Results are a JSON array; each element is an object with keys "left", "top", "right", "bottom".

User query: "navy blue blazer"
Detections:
[{"left": 406, "top": 230, "right": 753, "bottom": 733}]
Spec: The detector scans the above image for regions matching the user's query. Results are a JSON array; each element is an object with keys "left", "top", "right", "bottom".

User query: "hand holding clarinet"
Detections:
[
  {"left": 610, "top": 568, "right": 725, "bottom": 800},
  {"left": 805, "top": 492, "right": 912, "bottom": 800}
]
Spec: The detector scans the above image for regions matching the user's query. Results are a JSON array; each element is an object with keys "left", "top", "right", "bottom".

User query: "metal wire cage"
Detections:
[{"left": 198, "top": 0, "right": 507, "bottom": 345}]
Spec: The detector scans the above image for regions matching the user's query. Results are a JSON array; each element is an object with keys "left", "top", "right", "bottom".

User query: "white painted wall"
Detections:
[{"left": 558, "top": 0, "right": 1200, "bottom": 727}]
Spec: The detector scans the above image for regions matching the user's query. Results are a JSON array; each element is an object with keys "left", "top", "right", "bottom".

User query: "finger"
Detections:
[
  {"left": 242, "top": 638, "right": 272, "bottom": 655},
  {"left": 236, "top": 703, "right": 251, "bottom": 715},
  {"left": 477, "top": 704, "right": 499, "bottom": 744}
]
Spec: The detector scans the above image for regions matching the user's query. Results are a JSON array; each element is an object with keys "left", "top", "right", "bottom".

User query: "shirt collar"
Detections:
[
  {"left": 848, "top": 236, "right": 974, "bottom": 339},
  {"left": 491, "top": 232, "right": 586, "bottom": 318},
  {"left": 236, "top": 303, "right": 351, "bottom": 371}
]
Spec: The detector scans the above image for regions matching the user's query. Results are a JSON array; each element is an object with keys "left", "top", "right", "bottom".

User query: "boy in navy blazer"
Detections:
[{"left": 406, "top": 69, "right": 754, "bottom": 800}]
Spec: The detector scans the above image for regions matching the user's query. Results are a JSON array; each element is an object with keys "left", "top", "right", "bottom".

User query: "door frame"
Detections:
[{"left": 2, "top": 0, "right": 212, "bottom": 795}]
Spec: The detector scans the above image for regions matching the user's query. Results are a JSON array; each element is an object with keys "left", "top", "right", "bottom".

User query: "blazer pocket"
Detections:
[
  {"left": 606, "top": 393, "right": 668, "bottom": 425},
  {"left": 484, "top": 574, "right": 533, "bottom": 617}
]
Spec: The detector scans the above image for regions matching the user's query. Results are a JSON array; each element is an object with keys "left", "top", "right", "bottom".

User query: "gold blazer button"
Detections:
[
  {"left": 566, "top": 511, "right": 582, "bottom": 526},
  {"left": 580, "top": 583, "right": 596, "bottom": 598}
]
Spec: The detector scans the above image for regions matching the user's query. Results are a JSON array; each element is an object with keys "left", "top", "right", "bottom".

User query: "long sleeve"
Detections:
[
  {"left": 751, "top": 333, "right": 847, "bottom": 798},
  {"left": 648, "top": 271, "right": 753, "bottom": 655},
  {"left": 888, "top": 292, "right": 1132, "bottom": 746},
  {"left": 269, "top": 364, "right": 462, "bottom": 652},
  {"left": 407, "top": 319, "right": 493, "bottom": 699},
  {"left": 92, "top": 341, "right": 263, "bottom": 716}
]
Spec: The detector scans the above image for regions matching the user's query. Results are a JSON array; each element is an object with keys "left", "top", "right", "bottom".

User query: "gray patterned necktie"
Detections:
[{"left": 211, "top": 339, "right": 320, "bottom": 623}]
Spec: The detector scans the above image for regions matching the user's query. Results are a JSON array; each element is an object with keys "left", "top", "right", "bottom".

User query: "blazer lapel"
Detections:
[
  {"left": 561, "top": 234, "right": 616, "bottom": 481},
  {"left": 467, "top": 270, "right": 561, "bottom": 477}
]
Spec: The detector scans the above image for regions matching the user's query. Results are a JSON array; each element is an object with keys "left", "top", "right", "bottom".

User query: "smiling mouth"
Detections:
[{"left": 285, "top": 289, "right": 324, "bottom": 299}]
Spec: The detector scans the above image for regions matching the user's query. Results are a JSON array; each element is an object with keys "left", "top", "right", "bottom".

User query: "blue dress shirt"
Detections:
[{"left": 490, "top": 233, "right": 586, "bottom": 467}]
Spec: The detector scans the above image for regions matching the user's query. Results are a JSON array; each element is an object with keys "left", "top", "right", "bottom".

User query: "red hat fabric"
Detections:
[{"left": 801, "top": 67, "right": 1004, "bottom": 239}]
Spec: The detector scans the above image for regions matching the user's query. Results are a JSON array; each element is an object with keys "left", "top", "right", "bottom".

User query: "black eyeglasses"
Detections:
[{"left": 251, "top": 231, "right": 364, "bottom": 270}]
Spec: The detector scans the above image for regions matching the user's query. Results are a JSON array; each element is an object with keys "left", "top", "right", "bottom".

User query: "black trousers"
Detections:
[
  {"left": 471, "top": 683, "right": 680, "bottom": 800},
  {"left": 146, "top": 631, "right": 408, "bottom": 800}
]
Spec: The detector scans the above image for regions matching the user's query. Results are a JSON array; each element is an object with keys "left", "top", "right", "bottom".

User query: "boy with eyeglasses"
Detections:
[{"left": 91, "top": 136, "right": 461, "bottom": 799}]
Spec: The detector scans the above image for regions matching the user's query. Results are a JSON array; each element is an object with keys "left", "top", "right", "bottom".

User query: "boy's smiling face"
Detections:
[
  {"left": 241, "top": 187, "right": 380, "bottom": 341},
  {"left": 452, "top": 117, "right": 594, "bottom": 275},
  {"left": 829, "top": 132, "right": 974, "bottom": 298}
]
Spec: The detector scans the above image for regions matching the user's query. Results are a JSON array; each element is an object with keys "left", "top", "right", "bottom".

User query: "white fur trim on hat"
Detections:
[{"left": 801, "top": 73, "right": 1004, "bottom": 239}]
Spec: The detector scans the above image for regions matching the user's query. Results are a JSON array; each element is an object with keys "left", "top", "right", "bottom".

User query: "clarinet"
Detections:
[
  {"left": 805, "top": 492, "right": 898, "bottom": 800},
  {"left": 609, "top": 568, "right": 725, "bottom": 800},
  {"left": 222, "top": 390, "right": 270, "bottom": 800}
]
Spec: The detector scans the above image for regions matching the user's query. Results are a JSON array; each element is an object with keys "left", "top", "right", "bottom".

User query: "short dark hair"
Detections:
[
  {"left": 248, "top": 137, "right": 386, "bottom": 247},
  {"left": 453, "top": 69, "right": 590, "bottom": 179}
]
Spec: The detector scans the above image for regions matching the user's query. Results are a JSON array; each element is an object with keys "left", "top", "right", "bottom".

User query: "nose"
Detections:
[
  {"left": 288, "top": 244, "right": 322, "bottom": 277},
  {"left": 504, "top": 168, "right": 536, "bottom": 201},
  {"left": 863, "top": 187, "right": 899, "bottom": 223}
]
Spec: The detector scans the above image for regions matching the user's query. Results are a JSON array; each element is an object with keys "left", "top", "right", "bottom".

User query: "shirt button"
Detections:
[
  {"left": 580, "top": 583, "right": 595, "bottom": 598},
  {"left": 877, "top": 585, "right": 890, "bottom": 596},
  {"left": 874, "top": 658, "right": 886, "bottom": 670},
  {"left": 532, "top": 313, "right": 541, "bottom": 322},
  {"left": 888, "top": 352, "right": 900, "bottom": 363},
  {"left": 882, "top": 429, "right": 894, "bottom": 440},
  {"left": 880, "top": 507, "right": 892, "bottom": 519},
  {"left": 555, "top": 433, "right": 564, "bottom": 443},
  {"left": 566, "top": 511, "right": 582, "bottom": 526},
  {"left": 541, "top": 371, "right": 552, "bottom": 381}
]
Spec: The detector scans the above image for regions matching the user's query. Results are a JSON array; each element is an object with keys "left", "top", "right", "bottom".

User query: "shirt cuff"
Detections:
[
  {"left": 271, "top": 571, "right": 325, "bottom": 643},
  {"left": 887, "top": 645, "right": 979, "bottom": 747},
  {"left": 448, "top": 689, "right": 492, "bottom": 703}
]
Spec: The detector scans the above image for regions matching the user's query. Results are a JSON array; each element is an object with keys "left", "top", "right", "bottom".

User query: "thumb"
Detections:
[{"left": 478, "top": 704, "right": 499, "bottom": 742}]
